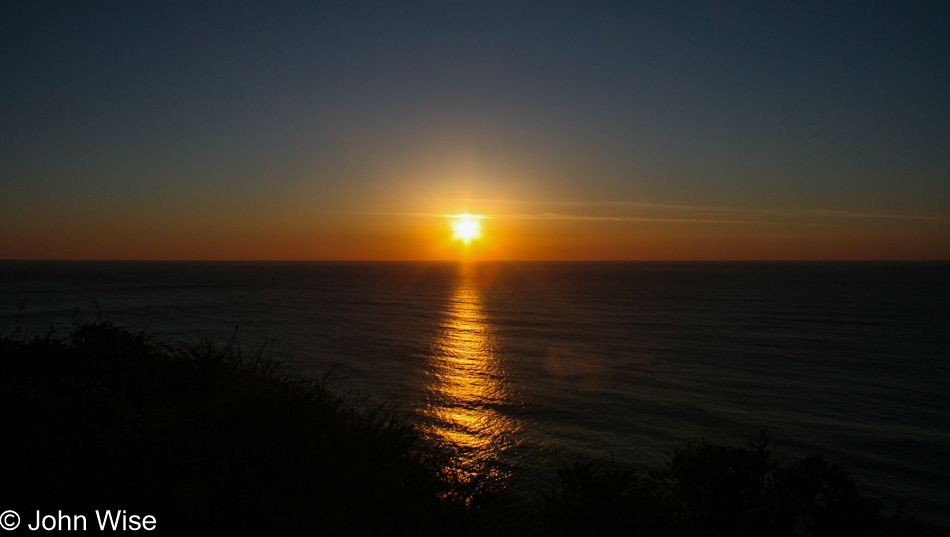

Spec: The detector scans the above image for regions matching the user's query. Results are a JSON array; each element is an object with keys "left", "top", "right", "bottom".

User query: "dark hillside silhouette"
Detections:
[{"left": 0, "top": 322, "right": 940, "bottom": 536}]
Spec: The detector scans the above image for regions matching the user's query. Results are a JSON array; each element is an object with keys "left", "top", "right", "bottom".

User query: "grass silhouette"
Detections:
[{"left": 0, "top": 322, "right": 941, "bottom": 536}]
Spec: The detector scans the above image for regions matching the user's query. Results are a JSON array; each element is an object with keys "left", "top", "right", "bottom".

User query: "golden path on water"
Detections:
[{"left": 422, "top": 268, "right": 519, "bottom": 478}]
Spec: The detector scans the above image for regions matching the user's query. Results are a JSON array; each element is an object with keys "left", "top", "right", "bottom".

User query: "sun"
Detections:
[{"left": 452, "top": 214, "right": 482, "bottom": 243}]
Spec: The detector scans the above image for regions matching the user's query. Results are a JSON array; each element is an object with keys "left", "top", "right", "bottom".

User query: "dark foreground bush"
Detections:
[
  {"left": 543, "top": 435, "right": 936, "bottom": 537},
  {"left": 0, "top": 323, "right": 942, "bottom": 536},
  {"left": 0, "top": 322, "right": 504, "bottom": 535}
]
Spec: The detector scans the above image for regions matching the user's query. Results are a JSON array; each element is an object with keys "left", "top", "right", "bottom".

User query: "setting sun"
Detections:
[{"left": 452, "top": 214, "right": 482, "bottom": 243}]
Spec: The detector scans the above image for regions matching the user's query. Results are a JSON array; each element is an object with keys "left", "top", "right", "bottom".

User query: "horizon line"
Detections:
[{"left": 3, "top": 258, "right": 948, "bottom": 263}]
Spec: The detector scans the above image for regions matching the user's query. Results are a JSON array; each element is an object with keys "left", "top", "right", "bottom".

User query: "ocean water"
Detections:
[{"left": 1, "top": 261, "right": 948, "bottom": 526}]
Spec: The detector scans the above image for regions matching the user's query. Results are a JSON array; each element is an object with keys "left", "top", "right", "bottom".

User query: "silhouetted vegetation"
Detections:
[
  {"left": 0, "top": 322, "right": 942, "bottom": 536},
  {"left": 542, "top": 434, "right": 935, "bottom": 537}
]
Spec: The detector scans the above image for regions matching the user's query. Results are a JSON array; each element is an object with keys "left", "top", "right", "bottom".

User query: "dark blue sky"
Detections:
[{"left": 3, "top": 1, "right": 949, "bottom": 259}]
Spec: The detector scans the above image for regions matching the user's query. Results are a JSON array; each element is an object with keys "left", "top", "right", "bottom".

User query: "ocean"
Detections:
[{"left": 1, "top": 261, "right": 948, "bottom": 526}]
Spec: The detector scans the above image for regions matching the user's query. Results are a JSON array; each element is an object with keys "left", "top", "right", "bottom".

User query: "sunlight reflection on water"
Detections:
[{"left": 420, "top": 266, "right": 520, "bottom": 479}]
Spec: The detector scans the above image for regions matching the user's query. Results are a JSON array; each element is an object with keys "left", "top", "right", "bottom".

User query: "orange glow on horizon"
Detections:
[{"left": 2, "top": 202, "right": 948, "bottom": 261}]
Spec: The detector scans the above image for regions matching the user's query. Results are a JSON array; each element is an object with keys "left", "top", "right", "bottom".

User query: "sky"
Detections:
[{"left": 2, "top": 1, "right": 949, "bottom": 260}]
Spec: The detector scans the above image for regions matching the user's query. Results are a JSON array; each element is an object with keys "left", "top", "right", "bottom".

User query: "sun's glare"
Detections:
[{"left": 452, "top": 214, "right": 482, "bottom": 243}]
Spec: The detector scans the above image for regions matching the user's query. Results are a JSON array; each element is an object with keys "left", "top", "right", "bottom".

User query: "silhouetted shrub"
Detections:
[
  {"left": 542, "top": 433, "right": 936, "bottom": 537},
  {"left": 542, "top": 456, "right": 668, "bottom": 536},
  {"left": 0, "top": 322, "right": 485, "bottom": 535},
  {"left": 0, "top": 323, "right": 941, "bottom": 536}
]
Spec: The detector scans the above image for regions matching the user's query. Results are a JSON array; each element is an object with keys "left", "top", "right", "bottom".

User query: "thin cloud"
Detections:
[
  {"left": 359, "top": 211, "right": 761, "bottom": 225},
  {"left": 803, "top": 210, "right": 950, "bottom": 221},
  {"left": 451, "top": 199, "right": 950, "bottom": 222},
  {"left": 360, "top": 203, "right": 949, "bottom": 226},
  {"left": 462, "top": 198, "right": 740, "bottom": 213},
  {"left": 500, "top": 213, "right": 761, "bottom": 224}
]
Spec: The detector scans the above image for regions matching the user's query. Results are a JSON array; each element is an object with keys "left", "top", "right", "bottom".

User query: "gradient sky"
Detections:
[{"left": 2, "top": 1, "right": 949, "bottom": 260}]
